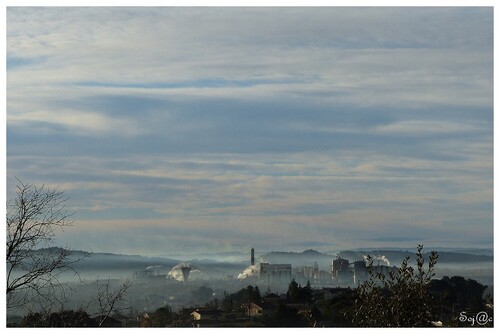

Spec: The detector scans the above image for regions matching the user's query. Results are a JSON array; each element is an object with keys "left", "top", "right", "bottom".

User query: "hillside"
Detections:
[
  {"left": 259, "top": 248, "right": 493, "bottom": 271},
  {"left": 337, "top": 249, "right": 493, "bottom": 265}
]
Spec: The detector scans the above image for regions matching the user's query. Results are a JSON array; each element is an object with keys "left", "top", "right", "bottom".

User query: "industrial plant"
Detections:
[
  {"left": 330, "top": 256, "right": 398, "bottom": 285},
  {"left": 129, "top": 248, "right": 399, "bottom": 291},
  {"left": 237, "top": 248, "right": 398, "bottom": 289},
  {"left": 7, "top": 246, "right": 493, "bottom": 328},
  {"left": 167, "top": 263, "right": 194, "bottom": 283}
]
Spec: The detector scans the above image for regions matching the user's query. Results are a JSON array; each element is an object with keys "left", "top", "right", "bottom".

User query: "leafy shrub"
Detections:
[{"left": 352, "top": 245, "right": 438, "bottom": 327}]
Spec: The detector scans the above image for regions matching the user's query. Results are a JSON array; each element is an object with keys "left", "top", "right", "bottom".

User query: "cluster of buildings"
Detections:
[
  {"left": 181, "top": 286, "right": 350, "bottom": 327},
  {"left": 133, "top": 266, "right": 165, "bottom": 281},
  {"left": 182, "top": 286, "right": 352, "bottom": 327},
  {"left": 250, "top": 249, "right": 397, "bottom": 288},
  {"left": 258, "top": 263, "right": 292, "bottom": 286},
  {"left": 293, "top": 262, "right": 332, "bottom": 286},
  {"left": 132, "top": 248, "right": 397, "bottom": 289},
  {"left": 331, "top": 257, "right": 398, "bottom": 285}
]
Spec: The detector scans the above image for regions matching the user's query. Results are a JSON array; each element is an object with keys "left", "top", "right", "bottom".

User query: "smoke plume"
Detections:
[
  {"left": 168, "top": 262, "right": 200, "bottom": 281},
  {"left": 363, "top": 255, "right": 391, "bottom": 266},
  {"left": 375, "top": 255, "right": 390, "bottom": 266},
  {"left": 237, "top": 265, "right": 258, "bottom": 280}
]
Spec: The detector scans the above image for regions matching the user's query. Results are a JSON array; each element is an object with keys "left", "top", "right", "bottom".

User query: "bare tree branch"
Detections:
[
  {"left": 6, "top": 179, "right": 86, "bottom": 311},
  {"left": 92, "top": 278, "right": 133, "bottom": 327}
]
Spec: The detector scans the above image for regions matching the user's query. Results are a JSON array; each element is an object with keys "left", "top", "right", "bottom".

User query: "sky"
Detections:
[{"left": 5, "top": 6, "right": 494, "bottom": 256}]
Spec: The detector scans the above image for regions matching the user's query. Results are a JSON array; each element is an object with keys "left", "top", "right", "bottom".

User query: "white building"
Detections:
[{"left": 259, "top": 263, "right": 292, "bottom": 286}]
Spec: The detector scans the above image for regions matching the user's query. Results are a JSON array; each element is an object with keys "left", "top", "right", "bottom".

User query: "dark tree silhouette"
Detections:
[
  {"left": 149, "top": 306, "right": 173, "bottom": 327},
  {"left": 20, "top": 310, "right": 96, "bottom": 327},
  {"left": 6, "top": 179, "right": 84, "bottom": 311},
  {"left": 287, "top": 279, "right": 313, "bottom": 303},
  {"left": 430, "top": 275, "right": 490, "bottom": 325},
  {"left": 352, "top": 245, "right": 439, "bottom": 327},
  {"left": 93, "top": 278, "right": 132, "bottom": 327}
]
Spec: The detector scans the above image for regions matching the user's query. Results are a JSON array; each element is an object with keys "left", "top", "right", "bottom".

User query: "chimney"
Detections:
[{"left": 251, "top": 248, "right": 255, "bottom": 266}]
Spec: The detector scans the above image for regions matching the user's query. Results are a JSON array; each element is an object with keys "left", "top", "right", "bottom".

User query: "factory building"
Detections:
[
  {"left": 332, "top": 257, "right": 349, "bottom": 274},
  {"left": 353, "top": 260, "right": 369, "bottom": 284},
  {"left": 259, "top": 263, "right": 292, "bottom": 286},
  {"left": 303, "top": 262, "right": 320, "bottom": 279},
  {"left": 332, "top": 257, "right": 398, "bottom": 286},
  {"left": 294, "top": 262, "right": 332, "bottom": 286},
  {"left": 372, "top": 264, "right": 398, "bottom": 277},
  {"left": 331, "top": 257, "right": 351, "bottom": 284}
]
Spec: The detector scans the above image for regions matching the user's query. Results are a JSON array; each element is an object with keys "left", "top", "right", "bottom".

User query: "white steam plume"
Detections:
[
  {"left": 168, "top": 262, "right": 200, "bottom": 281},
  {"left": 376, "top": 255, "right": 390, "bottom": 266},
  {"left": 363, "top": 255, "right": 391, "bottom": 266},
  {"left": 238, "top": 265, "right": 258, "bottom": 280}
]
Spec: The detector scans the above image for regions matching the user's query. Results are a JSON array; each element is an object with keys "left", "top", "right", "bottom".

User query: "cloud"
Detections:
[
  {"left": 8, "top": 109, "right": 141, "bottom": 135},
  {"left": 6, "top": 7, "right": 493, "bottom": 254},
  {"left": 7, "top": 8, "right": 492, "bottom": 108},
  {"left": 374, "top": 120, "right": 485, "bottom": 136}
]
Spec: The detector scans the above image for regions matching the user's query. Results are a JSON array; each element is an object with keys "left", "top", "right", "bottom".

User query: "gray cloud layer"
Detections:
[{"left": 7, "top": 7, "right": 493, "bottom": 255}]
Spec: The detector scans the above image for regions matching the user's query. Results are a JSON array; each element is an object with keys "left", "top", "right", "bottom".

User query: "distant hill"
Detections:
[
  {"left": 29, "top": 247, "right": 493, "bottom": 276},
  {"left": 258, "top": 248, "right": 493, "bottom": 270},
  {"left": 28, "top": 248, "right": 247, "bottom": 280},
  {"left": 30, "top": 247, "right": 180, "bottom": 272},
  {"left": 260, "top": 249, "right": 333, "bottom": 268},
  {"left": 72, "top": 252, "right": 180, "bottom": 271},
  {"left": 337, "top": 249, "right": 493, "bottom": 266},
  {"left": 345, "top": 247, "right": 493, "bottom": 257}
]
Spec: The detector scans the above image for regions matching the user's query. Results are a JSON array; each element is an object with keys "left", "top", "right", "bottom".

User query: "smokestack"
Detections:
[{"left": 251, "top": 248, "right": 255, "bottom": 266}]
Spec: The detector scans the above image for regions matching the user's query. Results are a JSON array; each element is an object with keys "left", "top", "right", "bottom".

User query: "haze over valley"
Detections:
[{"left": 8, "top": 246, "right": 492, "bottom": 318}]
